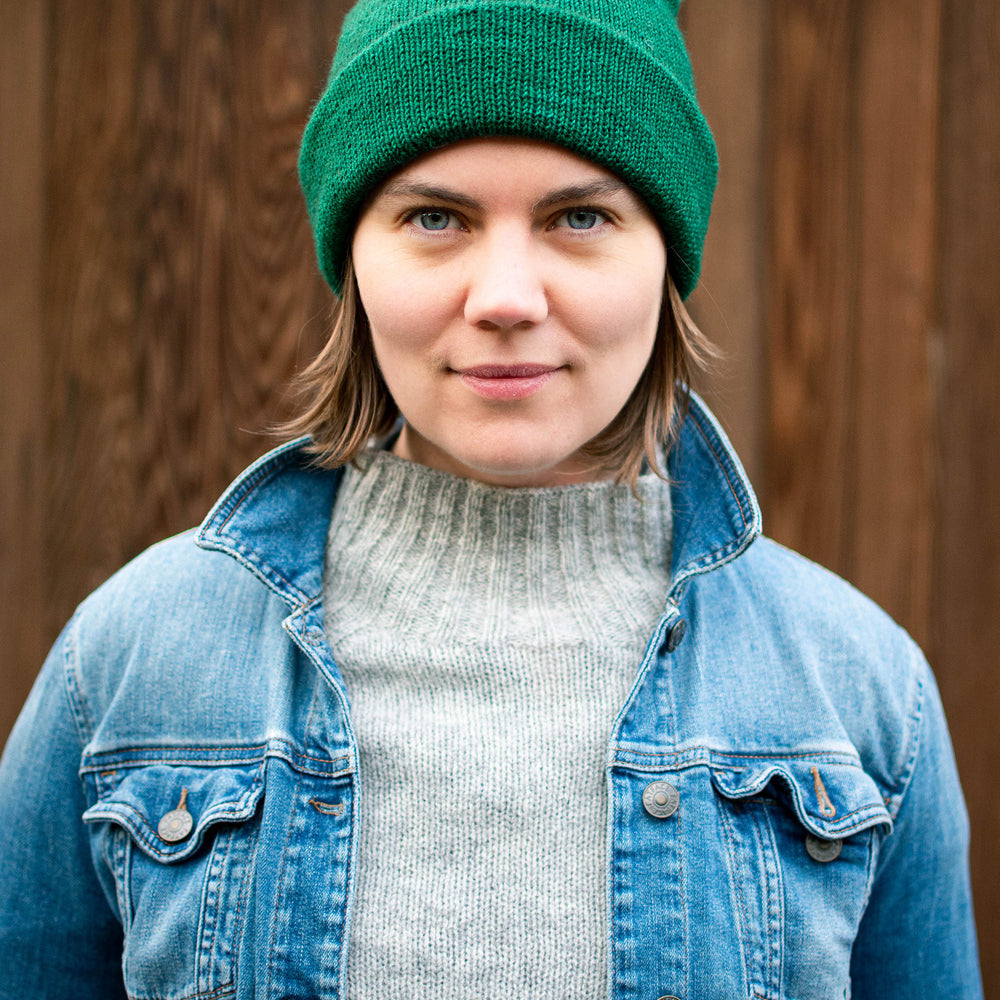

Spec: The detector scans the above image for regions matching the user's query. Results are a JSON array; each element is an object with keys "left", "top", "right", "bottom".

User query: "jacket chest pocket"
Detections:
[
  {"left": 710, "top": 758, "right": 892, "bottom": 1000},
  {"left": 83, "top": 762, "right": 265, "bottom": 1000}
]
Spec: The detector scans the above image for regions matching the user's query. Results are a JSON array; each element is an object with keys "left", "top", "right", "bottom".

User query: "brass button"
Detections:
[
  {"left": 642, "top": 780, "right": 679, "bottom": 819},
  {"left": 805, "top": 832, "right": 842, "bottom": 862}
]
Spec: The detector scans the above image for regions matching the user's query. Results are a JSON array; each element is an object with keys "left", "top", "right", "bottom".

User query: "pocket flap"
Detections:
[
  {"left": 83, "top": 762, "right": 265, "bottom": 862},
  {"left": 711, "top": 758, "right": 891, "bottom": 839}
]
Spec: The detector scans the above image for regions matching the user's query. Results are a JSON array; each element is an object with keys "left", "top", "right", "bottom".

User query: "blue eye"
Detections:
[
  {"left": 559, "top": 210, "right": 607, "bottom": 230},
  {"left": 414, "top": 210, "right": 454, "bottom": 231}
]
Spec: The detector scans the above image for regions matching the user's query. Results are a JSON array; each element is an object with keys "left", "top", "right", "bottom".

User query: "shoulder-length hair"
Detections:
[{"left": 282, "top": 259, "right": 715, "bottom": 486}]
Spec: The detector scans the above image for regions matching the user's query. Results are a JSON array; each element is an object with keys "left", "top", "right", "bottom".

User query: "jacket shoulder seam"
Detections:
[
  {"left": 882, "top": 642, "right": 926, "bottom": 822},
  {"left": 60, "top": 609, "right": 96, "bottom": 748}
]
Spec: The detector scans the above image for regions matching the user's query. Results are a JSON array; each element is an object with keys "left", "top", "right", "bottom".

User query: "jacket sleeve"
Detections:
[
  {"left": 850, "top": 650, "right": 983, "bottom": 999},
  {"left": 0, "top": 620, "right": 127, "bottom": 999}
]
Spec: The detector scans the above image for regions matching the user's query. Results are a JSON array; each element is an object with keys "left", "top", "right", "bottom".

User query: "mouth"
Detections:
[{"left": 456, "top": 364, "right": 561, "bottom": 401}]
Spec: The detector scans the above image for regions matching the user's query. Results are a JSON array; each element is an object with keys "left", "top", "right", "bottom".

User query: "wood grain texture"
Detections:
[
  {"left": 848, "top": 0, "right": 940, "bottom": 644},
  {"left": 0, "top": 3, "right": 48, "bottom": 739},
  {"left": 41, "top": 0, "right": 343, "bottom": 645},
  {"left": 765, "top": 1, "right": 857, "bottom": 573},
  {"left": 934, "top": 1, "right": 1000, "bottom": 990},
  {"left": 766, "top": 0, "right": 941, "bottom": 643},
  {"left": 682, "top": 0, "right": 768, "bottom": 493}
]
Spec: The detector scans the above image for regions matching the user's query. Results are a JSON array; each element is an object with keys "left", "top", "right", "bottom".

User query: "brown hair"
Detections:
[{"left": 281, "top": 259, "right": 715, "bottom": 486}]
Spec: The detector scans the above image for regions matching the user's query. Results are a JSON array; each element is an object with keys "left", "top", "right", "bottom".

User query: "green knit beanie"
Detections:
[{"left": 299, "top": 0, "right": 717, "bottom": 299}]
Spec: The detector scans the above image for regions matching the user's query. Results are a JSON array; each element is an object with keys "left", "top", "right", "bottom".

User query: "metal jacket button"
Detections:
[
  {"left": 158, "top": 788, "right": 194, "bottom": 843},
  {"left": 663, "top": 619, "right": 686, "bottom": 653},
  {"left": 805, "top": 832, "right": 842, "bottom": 862},
  {"left": 642, "top": 780, "right": 680, "bottom": 819}
]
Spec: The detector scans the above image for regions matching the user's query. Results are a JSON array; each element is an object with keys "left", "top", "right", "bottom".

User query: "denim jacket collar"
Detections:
[
  {"left": 664, "top": 393, "right": 761, "bottom": 595},
  {"left": 195, "top": 392, "right": 761, "bottom": 607}
]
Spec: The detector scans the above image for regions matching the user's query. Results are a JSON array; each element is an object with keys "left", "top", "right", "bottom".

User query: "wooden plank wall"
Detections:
[
  {"left": 685, "top": 1, "right": 1000, "bottom": 989},
  {"left": 0, "top": 0, "right": 342, "bottom": 727},
  {"left": 2, "top": 0, "right": 997, "bottom": 989}
]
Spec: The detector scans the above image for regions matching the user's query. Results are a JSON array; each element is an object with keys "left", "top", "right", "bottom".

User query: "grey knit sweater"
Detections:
[{"left": 322, "top": 450, "right": 672, "bottom": 997}]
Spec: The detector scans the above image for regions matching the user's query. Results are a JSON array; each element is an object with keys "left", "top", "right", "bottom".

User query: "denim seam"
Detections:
[
  {"left": 856, "top": 821, "right": 882, "bottom": 935},
  {"left": 754, "top": 800, "right": 783, "bottom": 998},
  {"left": 118, "top": 830, "right": 135, "bottom": 987},
  {"left": 265, "top": 767, "right": 304, "bottom": 996},
  {"left": 183, "top": 816, "right": 259, "bottom": 1000},
  {"left": 81, "top": 741, "right": 353, "bottom": 775},
  {"left": 61, "top": 612, "right": 95, "bottom": 745},
  {"left": 614, "top": 747, "right": 868, "bottom": 764},
  {"left": 117, "top": 823, "right": 133, "bottom": 931},
  {"left": 881, "top": 648, "right": 926, "bottom": 821},
  {"left": 609, "top": 783, "right": 625, "bottom": 1000},
  {"left": 198, "top": 827, "right": 223, "bottom": 992},
  {"left": 215, "top": 466, "right": 285, "bottom": 533},
  {"left": 678, "top": 797, "right": 690, "bottom": 1000},
  {"left": 203, "top": 441, "right": 309, "bottom": 536},
  {"left": 130, "top": 984, "right": 236, "bottom": 1000},
  {"left": 200, "top": 537, "right": 311, "bottom": 610},
  {"left": 197, "top": 448, "right": 322, "bottom": 609},
  {"left": 179, "top": 986, "right": 235, "bottom": 1000},
  {"left": 229, "top": 815, "right": 258, "bottom": 989},
  {"left": 668, "top": 406, "right": 760, "bottom": 595},
  {"left": 716, "top": 801, "right": 752, "bottom": 987},
  {"left": 338, "top": 778, "right": 359, "bottom": 1000},
  {"left": 689, "top": 409, "right": 751, "bottom": 530}
]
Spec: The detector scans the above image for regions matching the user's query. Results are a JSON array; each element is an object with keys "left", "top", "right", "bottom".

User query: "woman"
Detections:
[{"left": 0, "top": 0, "right": 981, "bottom": 997}]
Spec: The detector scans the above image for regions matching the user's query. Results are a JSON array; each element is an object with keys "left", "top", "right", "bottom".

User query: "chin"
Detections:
[
  {"left": 453, "top": 446, "right": 598, "bottom": 488},
  {"left": 399, "top": 422, "right": 602, "bottom": 486}
]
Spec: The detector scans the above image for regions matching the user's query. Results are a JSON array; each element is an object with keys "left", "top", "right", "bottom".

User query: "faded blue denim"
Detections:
[{"left": 0, "top": 395, "right": 981, "bottom": 999}]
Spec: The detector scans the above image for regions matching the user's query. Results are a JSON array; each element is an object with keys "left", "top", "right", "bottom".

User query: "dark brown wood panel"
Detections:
[
  {"left": 765, "top": 1, "right": 857, "bottom": 573},
  {"left": 683, "top": 1, "right": 769, "bottom": 492},
  {"left": 41, "top": 1, "right": 343, "bottom": 643},
  {"left": 764, "top": 0, "right": 942, "bottom": 643},
  {"left": 0, "top": 3, "right": 48, "bottom": 740},
  {"left": 848, "top": 0, "right": 940, "bottom": 643},
  {"left": 935, "top": 1, "right": 1000, "bottom": 990},
  {"left": 44, "top": 0, "right": 149, "bottom": 631}
]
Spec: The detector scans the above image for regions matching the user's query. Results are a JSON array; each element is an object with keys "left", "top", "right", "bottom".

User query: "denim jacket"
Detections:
[{"left": 0, "top": 396, "right": 981, "bottom": 1000}]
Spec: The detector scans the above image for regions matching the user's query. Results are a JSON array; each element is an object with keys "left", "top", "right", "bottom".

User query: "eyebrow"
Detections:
[
  {"left": 377, "top": 181, "right": 482, "bottom": 210},
  {"left": 532, "top": 179, "right": 628, "bottom": 211},
  {"left": 375, "top": 177, "right": 629, "bottom": 213}
]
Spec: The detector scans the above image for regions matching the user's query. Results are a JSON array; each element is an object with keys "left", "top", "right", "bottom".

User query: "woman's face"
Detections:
[{"left": 351, "top": 137, "right": 667, "bottom": 486}]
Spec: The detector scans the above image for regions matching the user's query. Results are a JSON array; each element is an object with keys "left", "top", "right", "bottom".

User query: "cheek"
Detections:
[
  {"left": 356, "top": 267, "right": 458, "bottom": 363},
  {"left": 353, "top": 229, "right": 444, "bottom": 346},
  {"left": 364, "top": 303, "right": 452, "bottom": 406},
  {"left": 359, "top": 286, "right": 431, "bottom": 370},
  {"left": 560, "top": 269, "right": 662, "bottom": 367}
]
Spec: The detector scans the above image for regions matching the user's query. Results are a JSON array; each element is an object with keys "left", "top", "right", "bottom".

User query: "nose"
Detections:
[{"left": 463, "top": 233, "right": 548, "bottom": 330}]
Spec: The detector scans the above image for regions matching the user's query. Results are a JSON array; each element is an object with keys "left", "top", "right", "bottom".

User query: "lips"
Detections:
[
  {"left": 457, "top": 363, "right": 560, "bottom": 400},
  {"left": 461, "top": 364, "right": 556, "bottom": 379}
]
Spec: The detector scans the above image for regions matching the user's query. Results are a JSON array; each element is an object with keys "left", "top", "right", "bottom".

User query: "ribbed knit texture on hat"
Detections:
[
  {"left": 322, "top": 449, "right": 672, "bottom": 996},
  {"left": 299, "top": 0, "right": 716, "bottom": 299}
]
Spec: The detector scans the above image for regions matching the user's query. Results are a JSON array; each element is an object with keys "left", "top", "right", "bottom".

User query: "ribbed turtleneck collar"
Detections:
[{"left": 323, "top": 450, "right": 672, "bottom": 646}]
